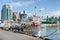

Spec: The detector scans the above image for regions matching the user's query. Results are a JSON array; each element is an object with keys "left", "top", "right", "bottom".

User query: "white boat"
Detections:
[{"left": 26, "top": 15, "right": 41, "bottom": 37}]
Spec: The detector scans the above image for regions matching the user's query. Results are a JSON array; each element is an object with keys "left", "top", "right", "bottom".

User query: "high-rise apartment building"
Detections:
[
  {"left": 1, "top": 4, "right": 12, "bottom": 21},
  {"left": 19, "top": 10, "right": 27, "bottom": 22},
  {"left": 13, "top": 12, "right": 20, "bottom": 21}
]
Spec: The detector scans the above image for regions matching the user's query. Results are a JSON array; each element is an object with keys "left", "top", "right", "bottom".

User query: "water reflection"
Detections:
[{"left": 39, "top": 24, "right": 60, "bottom": 40}]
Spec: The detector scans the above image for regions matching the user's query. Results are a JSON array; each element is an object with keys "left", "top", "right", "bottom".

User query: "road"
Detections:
[{"left": 0, "top": 29, "right": 41, "bottom": 40}]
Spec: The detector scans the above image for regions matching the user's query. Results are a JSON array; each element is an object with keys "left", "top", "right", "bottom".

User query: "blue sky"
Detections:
[{"left": 0, "top": 0, "right": 60, "bottom": 17}]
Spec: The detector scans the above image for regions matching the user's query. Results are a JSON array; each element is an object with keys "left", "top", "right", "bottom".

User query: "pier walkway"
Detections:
[{"left": 0, "top": 29, "right": 42, "bottom": 40}]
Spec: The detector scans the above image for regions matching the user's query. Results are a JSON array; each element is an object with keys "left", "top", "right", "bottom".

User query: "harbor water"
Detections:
[{"left": 39, "top": 24, "right": 60, "bottom": 40}]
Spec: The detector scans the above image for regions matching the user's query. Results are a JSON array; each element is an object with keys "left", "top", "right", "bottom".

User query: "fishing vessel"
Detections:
[
  {"left": 31, "top": 22, "right": 40, "bottom": 27},
  {"left": 26, "top": 13, "right": 41, "bottom": 37},
  {"left": 31, "top": 14, "right": 40, "bottom": 27}
]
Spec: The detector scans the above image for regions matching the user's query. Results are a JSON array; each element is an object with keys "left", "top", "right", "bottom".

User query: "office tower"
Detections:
[{"left": 1, "top": 4, "right": 12, "bottom": 21}]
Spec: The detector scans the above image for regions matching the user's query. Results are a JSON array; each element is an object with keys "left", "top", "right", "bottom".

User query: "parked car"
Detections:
[{"left": 10, "top": 24, "right": 25, "bottom": 32}]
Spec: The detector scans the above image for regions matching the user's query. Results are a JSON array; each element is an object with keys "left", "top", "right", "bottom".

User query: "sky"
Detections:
[{"left": 0, "top": 0, "right": 60, "bottom": 17}]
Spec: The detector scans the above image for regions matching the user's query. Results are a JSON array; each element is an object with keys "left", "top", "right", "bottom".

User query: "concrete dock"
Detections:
[
  {"left": 45, "top": 24, "right": 60, "bottom": 27},
  {"left": 0, "top": 29, "right": 42, "bottom": 40}
]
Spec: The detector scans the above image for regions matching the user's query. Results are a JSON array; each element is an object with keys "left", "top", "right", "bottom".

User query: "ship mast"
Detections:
[
  {"left": 34, "top": 6, "right": 36, "bottom": 16},
  {"left": 33, "top": 6, "right": 37, "bottom": 17},
  {"left": 33, "top": 0, "right": 36, "bottom": 16}
]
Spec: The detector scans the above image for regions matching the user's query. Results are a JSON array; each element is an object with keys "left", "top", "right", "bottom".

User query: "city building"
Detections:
[
  {"left": 28, "top": 17, "right": 33, "bottom": 21},
  {"left": 13, "top": 12, "right": 20, "bottom": 21},
  {"left": 1, "top": 4, "right": 12, "bottom": 21},
  {"left": 19, "top": 10, "right": 27, "bottom": 22},
  {"left": 58, "top": 17, "right": 60, "bottom": 23}
]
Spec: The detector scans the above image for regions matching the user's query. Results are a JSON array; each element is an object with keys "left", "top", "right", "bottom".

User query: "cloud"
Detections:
[
  {"left": 9, "top": 1, "right": 33, "bottom": 8},
  {"left": 45, "top": 10, "right": 60, "bottom": 17},
  {"left": 39, "top": 8, "right": 45, "bottom": 12},
  {"left": 27, "top": 13, "right": 32, "bottom": 17},
  {"left": 21, "top": 10, "right": 27, "bottom": 14}
]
